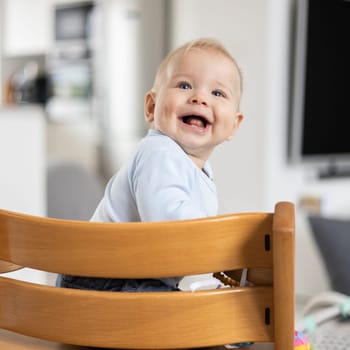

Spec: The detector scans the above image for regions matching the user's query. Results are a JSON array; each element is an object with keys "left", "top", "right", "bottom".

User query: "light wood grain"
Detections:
[
  {"left": 0, "top": 329, "right": 274, "bottom": 350},
  {"left": 0, "top": 202, "right": 294, "bottom": 349},
  {"left": 0, "top": 210, "right": 273, "bottom": 277},
  {"left": 0, "top": 278, "right": 273, "bottom": 348},
  {"left": 272, "top": 202, "right": 295, "bottom": 349}
]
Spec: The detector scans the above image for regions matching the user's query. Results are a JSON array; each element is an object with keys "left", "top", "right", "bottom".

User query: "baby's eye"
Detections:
[
  {"left": 212, "top": 90, "right": 225, "bottom": 97},
  {"left": 178, "top": 82, "right": 192, "bottom": 90}
]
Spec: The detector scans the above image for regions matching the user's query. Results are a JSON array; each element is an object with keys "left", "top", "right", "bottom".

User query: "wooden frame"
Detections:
[{"left": 0, "top": 201, "right": 295, "bottom": 349}]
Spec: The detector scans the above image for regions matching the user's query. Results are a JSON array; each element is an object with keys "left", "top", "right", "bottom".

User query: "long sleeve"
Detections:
[{"left": 91, "top": 130, "right": 217, "bottom": 224}]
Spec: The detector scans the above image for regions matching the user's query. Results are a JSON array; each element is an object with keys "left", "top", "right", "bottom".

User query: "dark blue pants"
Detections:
[{"left": 56, "top": 274, "right": 179, "bottom": 292}]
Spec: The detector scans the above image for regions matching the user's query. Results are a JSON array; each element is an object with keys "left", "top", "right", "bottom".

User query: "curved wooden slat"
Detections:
[
  {"left": 0, "top": 210, "right": 273, "bottom": 277},
  {"left": 0, "top": 329, "right": 273, "bottom": 350},
  {"left": 0, "top": 277, "right": 273, "bottom": 349},
  {"left": 0, "top": 329, "right": 84, "bottom": 350}
]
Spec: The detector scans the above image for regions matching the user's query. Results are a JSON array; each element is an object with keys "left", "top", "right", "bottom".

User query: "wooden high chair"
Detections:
[{"left": 0, "top": 202, "right": 295, "bottom": 350}]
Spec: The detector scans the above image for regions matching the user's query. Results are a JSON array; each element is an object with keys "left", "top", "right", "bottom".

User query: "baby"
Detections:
[{"left": 57, "top": 37, "right": 244, "bottom": 292}]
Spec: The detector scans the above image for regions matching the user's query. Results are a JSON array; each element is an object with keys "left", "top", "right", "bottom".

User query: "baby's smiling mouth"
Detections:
[{"left": 181, "top": 115, "right": 210, "bottom": 129}]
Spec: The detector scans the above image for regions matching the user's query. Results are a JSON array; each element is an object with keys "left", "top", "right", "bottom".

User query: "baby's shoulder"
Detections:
[
  {"left": 139, "top": 132, "right": 183, "bottom": 158},
  {"left": 129, "top": 132, "right": 192, "bottom": 175}
]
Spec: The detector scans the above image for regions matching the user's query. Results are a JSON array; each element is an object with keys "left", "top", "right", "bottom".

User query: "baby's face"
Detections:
[{"left": 145, "top": 48, "right": 243, "bottom": 162}]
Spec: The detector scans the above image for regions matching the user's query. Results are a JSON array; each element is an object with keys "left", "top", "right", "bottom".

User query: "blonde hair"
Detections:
[{"left": 152, "top": 38, "right": 243, "bottom": 97}]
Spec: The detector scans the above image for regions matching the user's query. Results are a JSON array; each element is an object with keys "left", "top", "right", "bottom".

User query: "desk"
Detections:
[{"left": 0, "top": 329, "right": 273, "bottom": 350}]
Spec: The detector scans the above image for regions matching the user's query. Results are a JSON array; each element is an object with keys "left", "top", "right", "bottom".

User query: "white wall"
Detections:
[
  {"left": 0, "top": 106, "right": 46, "bottom": 215},
  {"left": 97, "top": 0, "right": 166, "bottom": 176},
  {"left": 263, "top": 0, "right": 350, "bottom": 296},
  {"left": 0, "top": 1, "right": 2, "bottom": 101},
  {"left": 263, "top": 0, "right": 329, "bottom": 296},
  {"left": 169, "top": 0, "right": 350, "bottom": 297},
  {"left": 170, "top": 0, "right": 268, "bottom": 214},
  {"left": 0, "top": 106, "right": 49, "bottom": 285}
]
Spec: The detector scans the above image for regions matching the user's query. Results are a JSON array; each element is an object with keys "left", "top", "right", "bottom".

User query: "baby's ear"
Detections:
[
  {"left": 226, "top": 112, "right": 244, "bottom": 141},
  {"left": 144, "top": 91, "right": 156, "bottom": 123}
]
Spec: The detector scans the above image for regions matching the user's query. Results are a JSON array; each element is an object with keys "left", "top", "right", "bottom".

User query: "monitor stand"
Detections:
[{"left": 318, "top": 163, "right": 350, "bottom": 179}]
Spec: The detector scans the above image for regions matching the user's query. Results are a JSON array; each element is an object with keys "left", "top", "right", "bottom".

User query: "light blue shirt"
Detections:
[
  {"left": 92, "top": 129, "right": 218, "bottom": 223},
  {"left": 91, "top": 129, "right": 218, "bottom": 286}
]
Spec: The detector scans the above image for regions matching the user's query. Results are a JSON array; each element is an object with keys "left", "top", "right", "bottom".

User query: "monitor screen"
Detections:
[{"left": 289, "top": 0, "right": 350, "bottom": 172}]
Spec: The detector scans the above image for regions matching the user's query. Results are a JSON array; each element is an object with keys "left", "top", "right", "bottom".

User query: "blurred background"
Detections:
[{"left": 1, "top": 0, "right": 350, "bottom": 300}]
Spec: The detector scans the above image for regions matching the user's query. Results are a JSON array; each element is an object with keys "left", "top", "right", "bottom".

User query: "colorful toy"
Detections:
[{"left": 294, "top": 330, "right": 311, "bottom": 350}]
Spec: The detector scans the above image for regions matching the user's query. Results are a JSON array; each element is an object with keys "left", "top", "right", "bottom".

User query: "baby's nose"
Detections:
[{"left": 190, "top": 93, "right": 208, "bottom": 106}]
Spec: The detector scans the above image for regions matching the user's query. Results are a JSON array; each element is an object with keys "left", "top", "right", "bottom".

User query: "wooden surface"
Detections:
[
  {"left": 272, "top": 202, "right": 295, "bottom": 349},
  {"left": 0, "top": 279, "right": 274, "bottom": 348},
  {"left": 0, "top": 329, "right": 274, "bottom": 350},
  {"left": 0, "top": 202, "right": 294, "bottom": 350},
  {"left": 0, "top": 209, "right": 273, "bottom": 278}
]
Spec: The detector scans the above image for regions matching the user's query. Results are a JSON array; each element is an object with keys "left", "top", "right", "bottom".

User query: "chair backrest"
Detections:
[{"left": 0, "top": 201, "right": 295, "bottom": 349}]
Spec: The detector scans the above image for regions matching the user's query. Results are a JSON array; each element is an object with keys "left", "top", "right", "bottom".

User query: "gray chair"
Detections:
[
  {"left": 309, "top": 216, "right": 350, "bottom": 295},
  {"left": 47, "top": 161, "right": 104, "bottom": 221}
]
